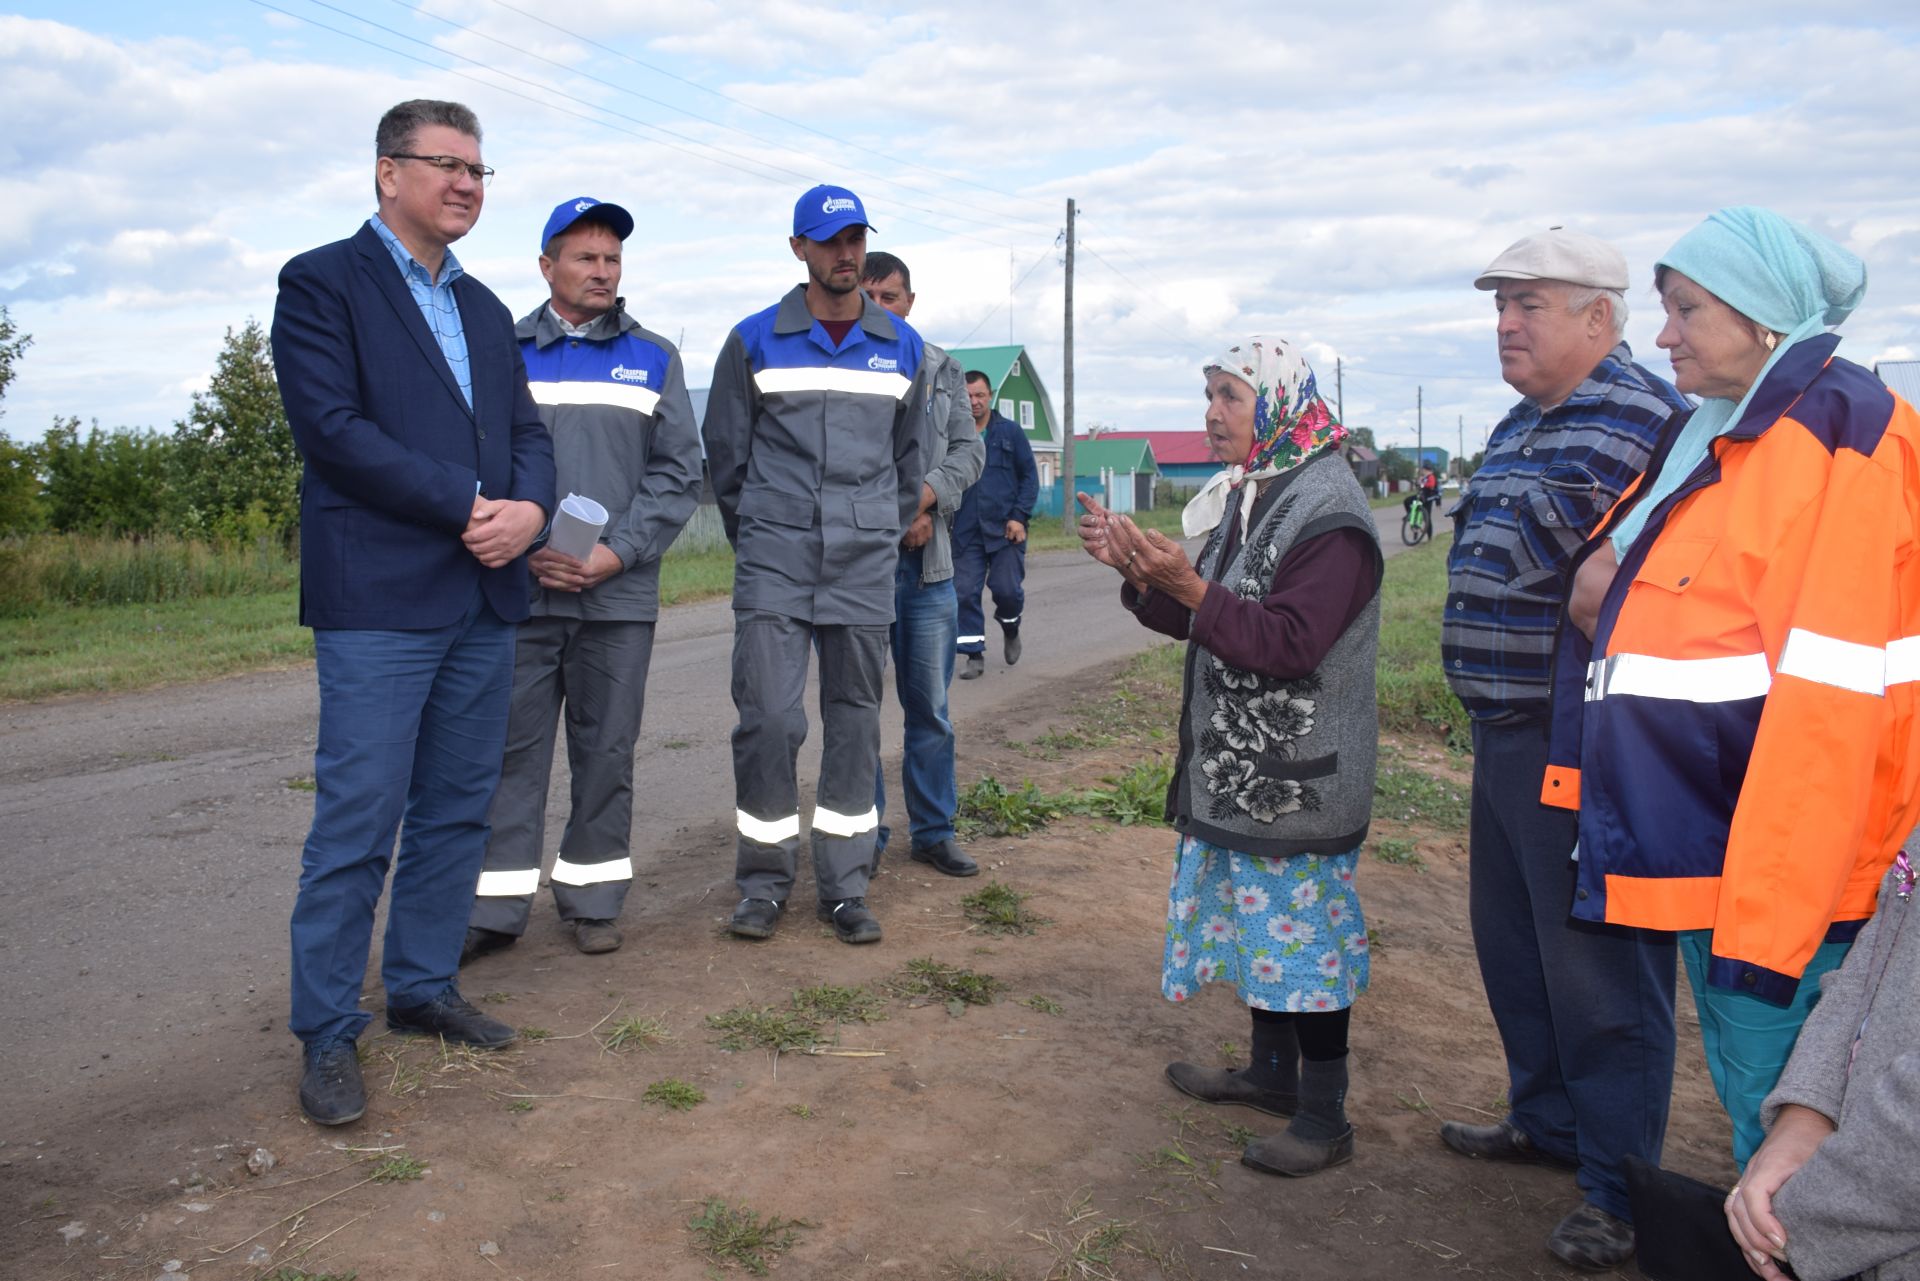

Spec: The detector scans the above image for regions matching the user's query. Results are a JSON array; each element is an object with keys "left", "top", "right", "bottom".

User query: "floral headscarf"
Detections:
[{"left": 1182, "top": 336, "right": 1346, "bottom": 538}]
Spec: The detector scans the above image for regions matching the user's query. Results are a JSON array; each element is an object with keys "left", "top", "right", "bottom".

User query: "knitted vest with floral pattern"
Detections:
[{"left": 1168, "top": 450, "right": 1380, "bottom": 857}]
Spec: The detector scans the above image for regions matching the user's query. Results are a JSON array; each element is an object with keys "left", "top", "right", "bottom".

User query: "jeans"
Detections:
[
  {"left": 288, "top": 586, "right": 515, "bottom": 1044},
  {"left": 1468, "top": 719, "right": 1677, "bottom": 1223},
  {"left": 875, "top": 547, "right": 960, "bottom": 853}
]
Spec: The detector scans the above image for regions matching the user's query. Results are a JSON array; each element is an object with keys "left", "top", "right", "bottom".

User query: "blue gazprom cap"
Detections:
[
  {"left": 793, "top": 184, "right": 873, "bottom": 240},
  {"left": 541, "top": 197, "right": 634, "bottom": 250}
]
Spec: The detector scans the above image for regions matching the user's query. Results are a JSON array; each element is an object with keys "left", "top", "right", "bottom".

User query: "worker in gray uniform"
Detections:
[
  {"left": 703, "top": 185, "right": 932, "bottom": 945},
  {"left": 462, "top": 196, "right": 701, "bottom": 963},
  {"left": 859, "top": 251, "right": 985, "bottom": 878}
]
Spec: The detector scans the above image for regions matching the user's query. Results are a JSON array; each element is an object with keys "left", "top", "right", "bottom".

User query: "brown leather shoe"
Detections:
[
  {"left": 1164, "top": 1062, "right": 1297, "bottom": 1117},
  {"left": 1439, "top": 1119, "right": 1577, "bottom": 1170},
  {"left": 1241, "top": 1124, "right": 1355, "bottom": 1177},
  {"left": 1546, "top": 1203, "right": 1634, "bottom": 1271}
]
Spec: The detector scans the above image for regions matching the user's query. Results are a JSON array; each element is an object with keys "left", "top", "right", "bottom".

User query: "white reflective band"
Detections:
[
  {"left": 529, "top": 379, "right": 661, "bottom": 416},
  {"left": 997, "top": 614, "right": 1021, "bottom": 625},
  {"left": 753, "top": 367, "right": 912, "bottom": 400},
  {"left": 475, "top": 868, "right": 540, "bottom": 898},
  {"left": 1586, "top": 652, "right": 1772, "bottom": 703},
  {"left": 736, "top": 809, "right": 801, "bottom": 845},
  {"left": 812, "top": 805, "right": 880, "bottom": 837},
  {"left": 550, "top": 855, "right": 634, "bottom": 886},
  {"left": 956, "top": 634, "right": 986, "bottom": 645},
  {"left": 1778, "top": 628, "right": 1887, "bottom": 696},
  {"left": 1886, "top": 636, "right": 1920, "bottom": 687}
]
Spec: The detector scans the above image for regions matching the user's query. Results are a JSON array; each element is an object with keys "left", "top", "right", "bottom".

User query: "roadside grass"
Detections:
[
  {"left": 960, "top": 880, "right": 1051, "bottom": 935},
  {"left": 707, "top": 982, "right": 889, "bottom": 1056},
  {"left": 1376, "top": 530, "right": 1470, "bottom": 747},
  {"left": 1373, "top": 760, "right": 1471, "bottom": 827},
  {"left": 641, "top": 1078, "right": 706, "bottom": 1111},
  {"left": 891, "top": 957, "right": 1008, "bottom": 1014},
  {"left": 956, "top": 758, "right": 1175, "bottom": 840},
  {"left": 600, "top": 1014, "right": 674, "bottom": 1053},
  {"left": 1022, "top": 502, "right": 1186, "bottom": 553},
  {"left": 789, "top": 983, "right": 889, "bottom": 1025},
  {"left": 1371, "top": 836, "right": 1428, "bottom": 871},
  {"left": 369, "top": 1155, "right": 428, "bottom": 1183},
  {"left": 656, "top": 546, "right": 734, "bottom": 607},
  {"left": 686, "top": 1197, "right": 812, "bottom": 1276}
]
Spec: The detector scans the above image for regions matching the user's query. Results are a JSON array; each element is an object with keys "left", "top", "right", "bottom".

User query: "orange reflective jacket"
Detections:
[{"left": 1543, "top": 336, "right": 1920, "bottom": 1005}]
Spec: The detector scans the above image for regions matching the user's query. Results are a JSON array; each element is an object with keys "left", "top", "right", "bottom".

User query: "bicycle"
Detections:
[{"left": 1400, "top": 493, "right": 1438, "bottom": 545}]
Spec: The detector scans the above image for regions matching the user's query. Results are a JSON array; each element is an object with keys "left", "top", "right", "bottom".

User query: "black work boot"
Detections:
[
  {"left": 818, "top": 897, "right": 883, "bottom": 944},
  {"left": 1241, "top": 1056, "right": 1354, "bottom": 1177},
  {"left": 728, "top": 898, "right": 783, "bottom": 940},
  {"left": 298, "top": 1036, "right": 366, "bottom": 1126},
  {"left": 959, "top": 653, "right": 985, "bottom": 681},
  {"left": 1002, "top": 625, "right": 1022, "bottom": 665},
  {"left": 385, "top": 988, "right": 517, "bottom": 1048}
]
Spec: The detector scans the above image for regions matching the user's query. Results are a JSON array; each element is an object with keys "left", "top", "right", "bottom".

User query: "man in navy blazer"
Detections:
[{"left": 271, "top": 99, "right": 555, "bottom": 1126}]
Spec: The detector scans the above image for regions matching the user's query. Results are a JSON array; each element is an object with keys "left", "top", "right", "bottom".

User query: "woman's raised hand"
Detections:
[{"left": 1076, "top": 491, "right": 1128, "bottom": 572}]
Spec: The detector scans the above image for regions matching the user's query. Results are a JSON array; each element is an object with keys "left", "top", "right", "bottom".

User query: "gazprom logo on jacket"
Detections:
[
  {"left": 867, "top": 355, "right": 899, "bottom": 372},
  {"left": 823, "top": 196, "right": 857, "bottom": 214},
  {"left": 609, "top": 365, "right": 650, "bottom": 384}
]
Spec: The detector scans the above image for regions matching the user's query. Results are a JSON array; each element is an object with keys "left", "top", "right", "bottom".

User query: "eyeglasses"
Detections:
[{"left": 385, "top": 153, "right": 495, "bottom": 186}]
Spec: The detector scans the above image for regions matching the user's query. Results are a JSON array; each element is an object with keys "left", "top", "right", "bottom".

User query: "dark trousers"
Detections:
[
  {"left": 471, "top": 616, "right": 655, "bottom": 935},
  {"left": 1468, "top": 718, "right": 1677, "bottom": 1223},
  {"left": 288, "top": 587, "right": 514, "bottom": 1044},
  {"left": 731, "top": 611, "right": 888, "bottom": 904},
  {"left": 952, "top": 535, "right": 1025, "bottom": 655}
]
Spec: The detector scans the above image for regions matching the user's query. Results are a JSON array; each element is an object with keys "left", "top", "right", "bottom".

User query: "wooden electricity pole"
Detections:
[{"left": 1060, "top": 197, "right": 1076, "bottom": 532}]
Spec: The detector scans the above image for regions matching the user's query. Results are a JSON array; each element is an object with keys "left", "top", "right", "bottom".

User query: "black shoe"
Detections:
[
  {"left": 571, "top": 918, "right": 622, "bottom": 954},
  {"left": 909, "top": 838, "right": 979, "bottom": 878},
  {"left": 1546, "top": 1203, "right": 1634, "bottom": 1271},
  {"left": 818, "top": 897, "right": 883, "bottom": 944},
  {"left": 1241, "top": 1124, "right": 1355, "bottom": 1177},
  {"left": 729, "top": 898, "right": 783, "bottom": 939},
  {"left": 298, "top": 1036, "right": 366, "bottom": 1126},
  {"left": 1002, "top": 628, "right": 1022, "bottom": 665},
  {"left": 1165, "top": 1062, "right": 1297, "bottom": 1117},
  {"left": 958, "top": 653, "right": 985, "bottom": 680},
  {"left": 1439, "top": 1119, "right": 1577, "bottom": 1170},
  {"left": 385, "top": 988, "right": 517, "bottom": 1049},
  {"left": 459, "top": 926, "right": 516, "bottom": 966}
]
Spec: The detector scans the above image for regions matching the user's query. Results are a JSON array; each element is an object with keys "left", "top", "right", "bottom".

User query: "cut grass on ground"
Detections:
[{"left": 960, "top": 880, "right": 1051, "bottom": 935}]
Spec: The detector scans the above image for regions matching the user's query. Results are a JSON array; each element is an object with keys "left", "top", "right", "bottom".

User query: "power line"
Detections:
[
  {"left": 375, "top": 0, "right": 1060, "bottom": 240},
  {"left": 949, "top": 245, "right": 1056, "bottom": 348},
  {"left": 479, "top": 0, "right": 1061, "bottom": 223},
  {"left": 1075, "top": 240, "right": 1208, "bottom": 350}
]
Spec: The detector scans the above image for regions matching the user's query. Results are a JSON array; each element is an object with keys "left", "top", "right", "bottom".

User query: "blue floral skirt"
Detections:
[{"left": 1161, "top": 833, "right": 1369, "bottom": 1012}]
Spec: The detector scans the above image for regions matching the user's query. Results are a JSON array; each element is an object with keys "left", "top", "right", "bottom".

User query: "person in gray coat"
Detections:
[
  {"left": 859, "top": 251, "right": 984, "bottom": 878},
  {"left": 703, "top": 185, "right": 931, "bottom": 945},
  {"left": 1725, "top": 851, "right": 1920, "bottom": 1281},
  {"left": 462, "top": 197, "right": 701, "bottom": 962}
]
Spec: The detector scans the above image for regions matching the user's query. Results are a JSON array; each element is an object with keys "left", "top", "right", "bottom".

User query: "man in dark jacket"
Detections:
[
  {"left": 703, "top": 185, "right": 931, "bottom": 945},
  {"left": 461, "top": 196, "right": 701, "bottom": 965},
  {"left": 953, "top": 372, "right": 1039, "bottom": 680}
]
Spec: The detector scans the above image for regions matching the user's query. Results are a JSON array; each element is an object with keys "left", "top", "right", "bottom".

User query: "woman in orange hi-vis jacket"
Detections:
[{"left": 1543, "top": 207, "right": 1920, "bottom": 1169}]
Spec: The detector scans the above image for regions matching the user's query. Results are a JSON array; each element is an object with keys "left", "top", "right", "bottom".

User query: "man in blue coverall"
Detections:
[{"left": 952, "top": 372, "right": 1038, "bottom": 681}]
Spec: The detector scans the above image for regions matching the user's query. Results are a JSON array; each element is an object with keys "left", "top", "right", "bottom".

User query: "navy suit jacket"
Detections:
[{"left": 271, "top": 221, "right": 555, "bottom": 629}]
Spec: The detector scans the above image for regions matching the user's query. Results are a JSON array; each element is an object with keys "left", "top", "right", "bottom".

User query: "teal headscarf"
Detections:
[{"left": 1610, "top": 207, "right": 1867, "bottom": 555}]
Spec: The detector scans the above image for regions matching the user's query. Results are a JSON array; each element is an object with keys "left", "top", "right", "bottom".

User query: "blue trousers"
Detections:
[
  {"left": 288, "top": 587, "right": 515, "bottom": 1044},
  {"left": 1679, "top": 930, "right": 1851, "bottom": 1169},
  {"left": 875, "top": 548, "right": 959, "bottom": 854},
  {"left": 953, "top": 535, "right": 1025, "bottom": 655},
  {"left": 1468, "top": 719, "right": 1677, "bottom": 1224}
]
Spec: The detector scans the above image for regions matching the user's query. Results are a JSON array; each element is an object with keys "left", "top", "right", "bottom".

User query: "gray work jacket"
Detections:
[
  {"left": 914, "top": 343, "right": 985, "bottom": 585},
  {"left": 516, "top": 301, "right": 702, "bottom": 622},
  {"left": 703, "top": 285, "right": 933, "bottom": 625}
]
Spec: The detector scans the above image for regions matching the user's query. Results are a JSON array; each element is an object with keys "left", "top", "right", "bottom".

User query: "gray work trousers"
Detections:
[
  {"left": 470, "top": 616, "right": 655, "bottom": 934},
  {"left": 731, "top": 611, "right": 887, "bottom": 904}
]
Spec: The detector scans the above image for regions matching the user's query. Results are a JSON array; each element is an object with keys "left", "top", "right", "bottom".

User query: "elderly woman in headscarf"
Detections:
[
  {"left": 1542, "top": 207, "right": 1920, "bottom": 1170},
  {"left": 1076, "top": 336, "right": 1383, "bottom": 1177}
]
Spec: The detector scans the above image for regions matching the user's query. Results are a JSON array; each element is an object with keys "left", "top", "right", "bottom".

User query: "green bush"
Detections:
[{"left": 0, "top": 531, "right": 297, "bottom": 617}]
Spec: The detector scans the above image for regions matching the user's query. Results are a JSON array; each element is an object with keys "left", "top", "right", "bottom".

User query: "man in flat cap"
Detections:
[
  {"left": 461, "top": 196, "right": 701, "bottom": 965},
  {"left": 1438, "top": 228, "right": 1689, "bottom": 1271},
  {"left": 703, "top": 185, "right": 931, "bottom": 945}
]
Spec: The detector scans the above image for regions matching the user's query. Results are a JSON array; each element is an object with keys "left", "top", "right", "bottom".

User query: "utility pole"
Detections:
[
  {"left": 1335, "top": 357, "right": 1343, "bottom": 423},
  {"left": 1457, "top": 413, "right": 1464, "bottom": 477},
  {"left": 1008, "top": 249, "right": 1014, "bottom": 345},
  {"left": 1061, "top": 197, "right": 1076, "bottom": 532}
]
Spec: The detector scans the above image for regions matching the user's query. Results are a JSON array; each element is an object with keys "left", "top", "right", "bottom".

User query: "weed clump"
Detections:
[
  {"left": 687, "top": 1197, "right": 811, "bottom": 1275},
  {"left": 961, "top": 881, "right": 1051, "bottom": 935},
  {"left": 600, "top": 1015, "right": 673, "bottom": 1053},
  {"left": 956, "top": 776, "right": 1066, "bottom": 837},
  {"left": 1372, "top": 836, "right": 1427, "bottom": 871},
  {"left": 370, "top": 1154, "right": 427, "bottom": 1183},
  {"left": 892, "top": 957, "right": 1008, "bottom": 1016},
  {"left": 706, "top": 1006, "right": 823, "bottom": 1055},
  {"left": 643, "top": 1078, "right": 706, "bottom": 1111},
  {"left": 790, "top": 983, "right": 888, "bottom": 1025}
]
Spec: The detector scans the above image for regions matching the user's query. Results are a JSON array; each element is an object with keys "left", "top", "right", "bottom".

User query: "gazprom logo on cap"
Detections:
[
  {"left": 867, "top": 355, "right": 899, "bottom": 372},
  {"left": 610, "top": 365, "right": 649, "bottom": 384},
  {"left": 574, "top": 199, "right": 595, "bottom": 213},
  {"left": 823, "top": 196, "right": 857, "bottom": 214}
]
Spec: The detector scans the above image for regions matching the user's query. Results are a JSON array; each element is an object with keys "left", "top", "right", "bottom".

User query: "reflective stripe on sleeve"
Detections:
[
  {"left": 528, "top": 379, "right": 661, "bottom": 416},
  {"left": 1777, "top": 628, "right": 1887, "bottom": 697},
  {"left": 1886, "top": 636, "right": 1920, "bottom": 687},
  {"left": 550, "top": 855, "right": 634, "bottom": 886},
  {"left": 753, "top": 367, "right": 913, "bottom": 400},
  {"left": 812, "top": 805, "right": 880, "bottom": 837},
  {"left": 737, "top": 809, "right": 801, "bottom": 845},
  {"left": 475, "top": 868, "right": 541, "bottom": 898},
  {"left": 1586, "top": 652, "right": 1772, "bottom": 703}
]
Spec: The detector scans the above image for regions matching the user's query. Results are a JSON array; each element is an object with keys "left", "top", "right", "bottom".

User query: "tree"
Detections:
[
  {"left": 0, "top": 433, "right": 44, "bottom": 534},
  {"left": 1345, "top": 426, "right": 1377, "bottom": 451},
  {"left": 171, "top": 320, "right": 300, "bottom": 542},
  {"left": 1382, "top": 448, "right": 1416, "bottom": 484},
  {"left": 0, "top": 305, "right": 29, "bottom": 417},
  {"left": 39, "top": 416, "right": 176, "bottom": 535}
]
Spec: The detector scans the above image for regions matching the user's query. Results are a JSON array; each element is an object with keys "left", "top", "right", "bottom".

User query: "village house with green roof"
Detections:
[{"left": 947, "top": 344, "right": 1063, "bottom": 485}]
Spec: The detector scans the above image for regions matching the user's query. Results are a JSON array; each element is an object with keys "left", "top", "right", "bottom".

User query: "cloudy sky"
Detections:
[{"left": 4, "top": 1, "right": 1919, "bottom": 458}]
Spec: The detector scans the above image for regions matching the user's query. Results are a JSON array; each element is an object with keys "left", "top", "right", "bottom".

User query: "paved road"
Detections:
[{"left": 0, "top": 510, "right": 1417, "bottom": 1123}]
